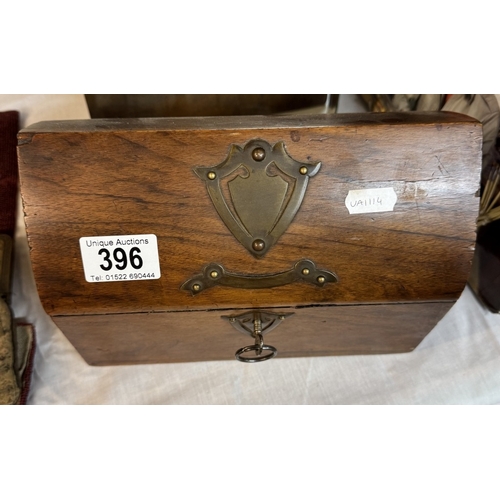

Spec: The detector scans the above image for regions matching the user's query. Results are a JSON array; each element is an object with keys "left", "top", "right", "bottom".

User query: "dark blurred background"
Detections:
[{"left": 84, "top": 94, "right": 338, "bottom": 118}]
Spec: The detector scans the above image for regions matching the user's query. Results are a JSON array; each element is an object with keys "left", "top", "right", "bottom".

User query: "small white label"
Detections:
[
  {"left": 345, "top": 187, "right": 397, "bottom": 214},
  {"left": 79, "top": 234, "right": 161, "bottom": 283}
]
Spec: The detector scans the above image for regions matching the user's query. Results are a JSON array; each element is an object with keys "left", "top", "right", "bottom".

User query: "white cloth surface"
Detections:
[{"left": 2, "top": 94, "right": 500, "bottom": 405}]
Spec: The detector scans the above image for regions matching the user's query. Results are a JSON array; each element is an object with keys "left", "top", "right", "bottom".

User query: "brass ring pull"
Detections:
[
  {"left": 235, "top": 344, "right": 277, "bottom": 363},
  {"left": 226, "top": 311, "right": 284, "bottom": 363}
]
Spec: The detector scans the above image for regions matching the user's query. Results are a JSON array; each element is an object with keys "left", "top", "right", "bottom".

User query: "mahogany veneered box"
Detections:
[{"left": 17, "top": 113, "right": 482, "bottom": 365}]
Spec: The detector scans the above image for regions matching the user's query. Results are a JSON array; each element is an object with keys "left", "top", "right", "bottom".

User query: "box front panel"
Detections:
[{"left": 52, "top": 302, "right": 454, "bottom": 365}]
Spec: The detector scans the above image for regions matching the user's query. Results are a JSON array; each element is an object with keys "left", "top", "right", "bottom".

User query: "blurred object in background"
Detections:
[
  {"left": 0, "top": 111, "right": 34, "bottom": 404},
  {"left": 85, "top": 94, "right": 338, "bottom": 118},
  {"left": 359, "top": 94, "right": 395, "bottom": 112},
  {"left": 393, "top": 94, "right": 444, "bottom": 111},
  {"left": 470, "top": 138, "right": 500, "bottom": 313}
]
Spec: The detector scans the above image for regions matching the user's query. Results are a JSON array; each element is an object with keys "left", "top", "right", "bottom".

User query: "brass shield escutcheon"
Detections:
[
  {"left": 228, "top": 164, "right": 288, "bottom": 237},
  {"left": 194, "top": 139, "right": 321, "bottom": 258}
]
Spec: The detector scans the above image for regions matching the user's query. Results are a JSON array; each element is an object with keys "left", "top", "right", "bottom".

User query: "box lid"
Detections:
[{"left": 17, "top": 112, "right": 482, "bottom": 315}]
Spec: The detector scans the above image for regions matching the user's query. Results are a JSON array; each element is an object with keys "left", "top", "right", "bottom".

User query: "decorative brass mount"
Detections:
[
  {"left": 222, "top": 310, "right": 294, "bottom": 363},
  {"left": 194, "top": 139, "right": 321, "bottom": 258},
  {"left": 181, "top": 259, "right": 338, "bottom": 295}
]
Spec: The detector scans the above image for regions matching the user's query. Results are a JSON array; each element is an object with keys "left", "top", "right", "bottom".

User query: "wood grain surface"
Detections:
[
  {"left": 18, "top": 113, "right": 482, "bottom": 316},
  {"left": 53, "top": 301, "right": 454, "bottom": 365}
]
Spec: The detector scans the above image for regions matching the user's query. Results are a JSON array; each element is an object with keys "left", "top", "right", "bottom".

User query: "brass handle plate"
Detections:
[{"left": 181, "top": 259, "right": 338, "bottom": 295}]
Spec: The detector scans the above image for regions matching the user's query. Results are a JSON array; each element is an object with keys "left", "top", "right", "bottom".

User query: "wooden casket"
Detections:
[{"left": 17, "top": 113, "right": 482, "bottom": 365}]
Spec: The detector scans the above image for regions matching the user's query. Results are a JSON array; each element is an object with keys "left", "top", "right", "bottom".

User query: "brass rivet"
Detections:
[
  {"left": 301, "top": 268, "right": 310, "bottom": 276},
  {"left": 229, "top": 318, "right": 236, "bottom": 323},
  {"left": 207, "top": 171, "right": 216, "bottom": 180},
  {"left": 278, "top": 315, "right": 285, "bottom": 320},
  {"left": 193, "top": 284, "right": 201, "bottom": 291},
  {"left": 300, "top": 166, "right": 308, "bottom": 175},
  {"left": 210, "top": 271, "right": 219, "bottom": 279},
  {"left": 252, "top": 147, "right": 266, "bottom": 162},
  {"left": 317, "top": 276, "right": 325, "bottom": 284},
  {"left": 252, "top": 239, "right": 265, "bottom": 251}
]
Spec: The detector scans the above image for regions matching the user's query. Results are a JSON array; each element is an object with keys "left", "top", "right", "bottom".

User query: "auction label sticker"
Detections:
[
  {"left": 345, "top": 187, "right": 397, "bottom": 214},
  {"left": 79, "top": 234, "right": 161, "bottom": 283}
]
